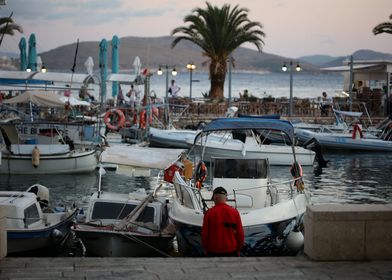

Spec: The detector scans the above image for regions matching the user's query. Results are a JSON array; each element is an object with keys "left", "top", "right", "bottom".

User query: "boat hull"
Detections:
[
  {"left": 73, "top": 227, "right": 174, "bottom": 257},
  {"left": 7, "top": 210, "right": 77, "bottom": 255},
  {"left": 173, "top": 215, "right": 304, "bottom": 257},
  {"left": 296, "top": 129, "right": 392, "bottom": 152},
  {"left": 169, "top": 188, "right": 307, "bottom": 257},
  {"left": 0, "top": 149, "right": 97, "bottom": 174}
]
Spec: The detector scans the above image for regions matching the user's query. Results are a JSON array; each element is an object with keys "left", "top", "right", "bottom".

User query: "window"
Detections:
[
  {"left": 24, "top": 204, "right": 41, "bottom": 226},
  {"left": 91, "top": 202, "right": 155, "bottom": 223},
  {"left": 214, "top": 158, "right": 268, "bottom": 179}
]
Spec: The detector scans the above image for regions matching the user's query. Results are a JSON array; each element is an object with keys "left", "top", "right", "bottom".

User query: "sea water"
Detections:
[
  {"left": 114, "top": 71, "right": 344, "bottom": 100},
  {"left": 1, "top": 151, "right": 391, "bottom": 257}
]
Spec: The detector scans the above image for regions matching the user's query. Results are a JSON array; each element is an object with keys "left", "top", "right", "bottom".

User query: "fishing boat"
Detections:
[
  {"left": 0, "top": 122, "right": 97, "bottom": 174},
  {"left": 72, "top": 168, "right": 175, "bottom": 257},
  {"left": 186, "top": 119, "right": 315, "bottom": 166},
  {"left": 169, "top": 118, "right": 308, "bottom": 256},
  {"left": 0, "top": 184, "right": 77, "bottom": 255}
]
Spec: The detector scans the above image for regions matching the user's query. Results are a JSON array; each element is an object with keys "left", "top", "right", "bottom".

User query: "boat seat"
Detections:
[{"left": 227, "top": 194, "right": 253, "bottom": 208}]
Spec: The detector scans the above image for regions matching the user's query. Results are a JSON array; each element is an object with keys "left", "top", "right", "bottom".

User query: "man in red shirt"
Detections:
[{"left": 201, "top": 186, "right": 244, "bottom": 257}]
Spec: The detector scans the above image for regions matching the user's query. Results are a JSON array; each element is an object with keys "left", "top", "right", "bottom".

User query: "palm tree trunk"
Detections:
[{"left": 209, "top": 59, "right": 227, "bottom": 101}]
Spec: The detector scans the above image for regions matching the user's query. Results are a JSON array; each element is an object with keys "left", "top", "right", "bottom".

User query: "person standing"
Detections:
[
  {"left": 320, "top": 91, "right": 332, "bottom": 116},
  {"left": 201, "top": 187, "right": 244, "bottom": 257},
  {"left": 126, "top": 84, "right": 137, "bottom": 110},
  {"left": 169, "top": 79, "right": 181, "bottom": 97}
]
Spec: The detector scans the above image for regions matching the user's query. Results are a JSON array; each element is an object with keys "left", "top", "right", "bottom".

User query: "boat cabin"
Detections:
[
  {"left": 85, "top": 191, "right": 168, "bottom": 231},
  {"left": 211, "top": 157, "right": 272, "bottom": 209},
  {"left": 0, "top": 192, "right": 44, "bottom": 229}
]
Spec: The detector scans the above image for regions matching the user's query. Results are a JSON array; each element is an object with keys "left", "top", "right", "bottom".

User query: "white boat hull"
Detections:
[
  {"left": 0, "top": 149, "right": 97, "bottom": 174},
  {"left": 296, "top": 129, "right": 392, "bottom": 152}
]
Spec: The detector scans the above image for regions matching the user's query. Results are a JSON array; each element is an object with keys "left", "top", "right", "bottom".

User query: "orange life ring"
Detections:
[
  {"left": 104, "top": 109, "right": 125, "bottom": 131},
  {"left": 195, "top": 161, "right": 207, "bottom": 189},
  {"left": 352, "top": 124, "right": 363, "bottom": 139},
  {"left": 290, "top": 161, "right": 304, "bottom": 192}
]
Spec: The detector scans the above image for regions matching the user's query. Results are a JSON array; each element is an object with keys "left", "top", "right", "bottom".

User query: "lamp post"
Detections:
[
  {"left": 227, "top": 56, "right": 233, "bottom": 105},
  {"left": 157, "top": 65, "right": 177, "bottom": 102},
  {"left": 186, "top": 62, "right": 196, "bottom": 99},
  {"left": 282, "top": 61, "right": 301, "bottom": 117}
]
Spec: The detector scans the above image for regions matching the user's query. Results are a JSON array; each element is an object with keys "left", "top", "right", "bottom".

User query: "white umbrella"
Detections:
[
  {"left": 84, "top": 57, "right": 94, "bottom": 76},
  {"left": 133, "top": 56, "right": 141, "bottom": 76}
]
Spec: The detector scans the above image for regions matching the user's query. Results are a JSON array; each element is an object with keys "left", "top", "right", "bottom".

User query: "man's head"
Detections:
[{"left": 212, "top": 186, "right": 228, "bottom": 203}]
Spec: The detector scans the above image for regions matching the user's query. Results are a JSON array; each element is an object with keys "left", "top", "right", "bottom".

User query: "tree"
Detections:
[
  {"left": 0, "top": 17, "right": 23, "bottom": 36},
  {"left": 171, "top": 2, "right": 265, "bottom": 101},
  {"left": 373, "top": 14, "right": 392, "bottom": 35}
]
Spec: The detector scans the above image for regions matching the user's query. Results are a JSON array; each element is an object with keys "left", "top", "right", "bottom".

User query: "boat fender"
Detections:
[
  {"left": 32, "top": 146, "right": 40, "bottom": 168},
  {"left": 352, "top": 124, "right": 363, "bottom": 139},
  {"left": 195, "top": 161, "right": 207, "bottom": 189},
  {"left": 290, "top": 161, "right": 304, "bottom": 192},
  {"left": 286, "top": 230, "right": 304, "bottom": 252},
  {"left": 51, "top": 229, "right": 64, "bottom": 241},
  {"left": 139, "top": 110, "right": 146, "bottom": 129},
  {"left": 104, "top": 109, "right": 126, "bottom": 131}
]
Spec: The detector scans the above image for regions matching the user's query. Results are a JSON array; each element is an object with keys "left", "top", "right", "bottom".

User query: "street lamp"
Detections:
[
  {"left": 282, "top": 61, "right": 301, "bottom": 117},
  {"left": 186, "top": 62, "right": 196, "bottom": 99},
  {"left": 157, "top": 64, "right": 177, "bottom": 102}
]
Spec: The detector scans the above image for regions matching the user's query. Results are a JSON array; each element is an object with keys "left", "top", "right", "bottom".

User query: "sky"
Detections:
[{"left": 0, "top": 0, "right": 391, "bottom": 58}]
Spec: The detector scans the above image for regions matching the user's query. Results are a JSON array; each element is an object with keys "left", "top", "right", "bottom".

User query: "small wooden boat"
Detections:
[
  {"left": 72, "top": 169, "right": 175, "bottom": 257},
  {"left": 0, "top": 184, "right": 77, "bottom": 255}
]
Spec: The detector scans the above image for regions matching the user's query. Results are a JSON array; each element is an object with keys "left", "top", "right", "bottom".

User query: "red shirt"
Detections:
[{"left": 201, "top": 202, "right": 244, "bottom": 254}]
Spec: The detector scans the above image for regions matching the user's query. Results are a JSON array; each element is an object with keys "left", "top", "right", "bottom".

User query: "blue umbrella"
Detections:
[
  {"left": 28, "top": 33, "right": 37, "bottom": 71},
  {"left": 111, "top": 35, "right": 120, "bottom": 98},
  {"left": 18, "top": 37, "right": 27, "bottom": 71},
  {"left": 99, "top": 39, "right": 108, "bottom": 100}
]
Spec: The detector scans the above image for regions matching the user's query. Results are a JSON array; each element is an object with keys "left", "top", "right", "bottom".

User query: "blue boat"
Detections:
[
  {"left": 169, "top": 118, "right": 308, "bottom": 256},
  {"left": 0, "top": 184, "right": 77, "bottom": 255}
]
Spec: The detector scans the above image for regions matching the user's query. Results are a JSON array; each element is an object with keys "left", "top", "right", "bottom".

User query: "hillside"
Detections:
[
  {"left": 39, "top": 36, "right": 319, "bottom": 73},
  {"left": 3, "top": 36, "right": 391, "bottom": 72}
]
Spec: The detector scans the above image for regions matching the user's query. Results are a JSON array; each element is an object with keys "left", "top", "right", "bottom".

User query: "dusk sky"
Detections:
[{"left": 1, "top": 0, "right": 391, "bottom": 58}]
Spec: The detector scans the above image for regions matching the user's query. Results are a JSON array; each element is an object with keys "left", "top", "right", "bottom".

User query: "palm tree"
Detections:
[
  {"left": 373, "top": 14, "right": 392, "bottom": 35},
  {"left": 171, "top": 2, "right": 265, "bottom": 100},
  {"left": 0, "top": 17, "right": 23, "bottom": 36}
]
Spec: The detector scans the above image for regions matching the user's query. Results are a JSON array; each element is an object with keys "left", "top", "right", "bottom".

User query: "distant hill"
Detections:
[
  {"left": 297, "top": 55, "right": 337, "bottom": 66},
  {"left": 319, "top": 49, "right": 392, "bottom": 68},
  {"left": 38, "top": 36, "right": 319, "bottom": 73},
  {"left": 2, "top": 36, "right": 391, "bottom": 72}
]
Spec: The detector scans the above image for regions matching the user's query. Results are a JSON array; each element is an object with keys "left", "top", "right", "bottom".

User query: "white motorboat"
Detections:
[
  {"left": 148, "top": 127, "right": 199, "bottom": 149},
  {"left": 169, "top": 118, "right": 309, "bottom": 256},
  {"left": 0, "top": 122, "right": 97, "bottom": 174},
  {"left": 0, "top": 184, "right": 77, "bottom": 255},
  {"left": 295, "top": 128, "right": 392, "bottom": 152},
  {"left": 72, "top": 169, "right": 175, "bottom": 257},
  {"left": 187, "top": 121, "right": 315, "bottom": 166}
]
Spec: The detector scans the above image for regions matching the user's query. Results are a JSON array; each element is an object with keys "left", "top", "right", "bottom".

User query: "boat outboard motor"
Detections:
[
  {"left": 27, "top": 184, "right": 50, "bottom": 209},
  {"left": 303, "top": 137, "right": 329, "bottom": 167}
]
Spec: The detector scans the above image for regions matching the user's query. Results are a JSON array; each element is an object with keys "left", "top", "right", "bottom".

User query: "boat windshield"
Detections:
[
  {"left": 213, "top": 158, "right": 268, "bottom": 179},
  {"left": 91, "top": 202, "right": 155, "bottom": 223},
  {"left": 24, "top": 203, "right": 41, "bottom": 226}
]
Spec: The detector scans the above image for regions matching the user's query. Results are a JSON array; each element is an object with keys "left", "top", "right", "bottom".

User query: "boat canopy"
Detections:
[
  {"left": 332, "top": 109, "right": 363, "bottom": 118},
  {"left": 237, "top": 113, "right": 280, "bottom": 119},
  {"left": 201, "top": 118, "right": 295, "bottom": 141}
]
